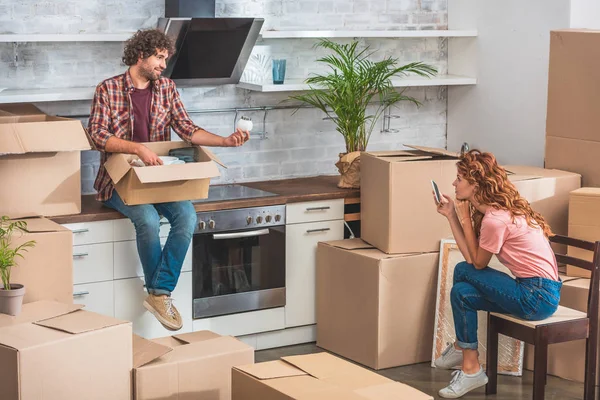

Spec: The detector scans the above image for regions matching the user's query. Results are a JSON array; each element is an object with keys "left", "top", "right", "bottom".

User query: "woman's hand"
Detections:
[
  {"left": 455, "top": 199, "right": 472, "bottom": 226},
  {"left": 435, "top": 193, "right": 456, "bottom": 219}
]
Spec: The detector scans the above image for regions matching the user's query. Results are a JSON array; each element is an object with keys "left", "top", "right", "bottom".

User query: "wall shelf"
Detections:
[
  {"left": 0, "top": 87, "right": 96, "bottom": 104},
  {"left": 0, "top": 33, "right": 134, "bottom": 42},
  {"left": 259, "top": 30, "right": 477, "bottom": 39},
  {"left": 237, "top": 75, "right": 477, "bottom": 92}
]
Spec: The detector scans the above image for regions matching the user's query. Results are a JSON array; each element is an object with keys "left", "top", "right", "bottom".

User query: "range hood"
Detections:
[{"left": 158, "top": 0, "right": 264, "bottom": 86}]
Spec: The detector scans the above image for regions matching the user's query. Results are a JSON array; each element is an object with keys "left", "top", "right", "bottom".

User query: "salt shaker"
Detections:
[{"left": 236, "top": 116, "right": 253, "bottom": 132}]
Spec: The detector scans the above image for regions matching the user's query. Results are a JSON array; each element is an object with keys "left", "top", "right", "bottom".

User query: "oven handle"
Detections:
[{"left": 213, "top": 228, "right": 271, "bottom": 240}]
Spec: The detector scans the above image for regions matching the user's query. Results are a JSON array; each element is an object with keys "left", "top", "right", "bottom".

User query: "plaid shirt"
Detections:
[{"left": 88, "top": 70, "right": 201, "bottom": 202}]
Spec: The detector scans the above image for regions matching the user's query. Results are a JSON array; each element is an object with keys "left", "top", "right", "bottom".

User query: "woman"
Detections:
[{"left": 433, "top": 150, "right": 561, "bottom": 399}]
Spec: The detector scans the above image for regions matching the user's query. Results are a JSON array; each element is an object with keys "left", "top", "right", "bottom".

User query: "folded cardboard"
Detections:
[
  {"left": 0, "top": 301, "right": 132, "bottom": 399},
  {"left": 133, "top": 330, "right": 254, "bottom": 400},
  {"left": 505, "top": 165, "right": 581, "bottom": 240},
  {"left": 232, "top": 352, "right": 433, "bottom": 400},
  {"left": 0, "top": 104, "right": 91, "bottom": 218},
  {"left": 361, "top": 145, "right": 459, "bottom": 254},
  {"left": 316, "top": 239, "right": 439, "bottom": 370},
  {"left": 105, "top": 141, "right": 223, "bottom": 205},
  {"left": 524, "top": 278, "right": 600, "bottom": 384},
  {"left": 7, "top": 217, "right": 73, "bottom": 304},
  {"left": 545, "top": 30, "right": 600, "bottom": 187},
  {"left": 566, "top": 188, "right": 600, "bottom": 277}
]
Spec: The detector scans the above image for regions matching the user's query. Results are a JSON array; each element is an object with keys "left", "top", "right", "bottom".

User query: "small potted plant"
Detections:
[
  {"left": 0, "top": 216, "right": 35, "bottom": 316},
  {"left": 290, "top": 39, "right": 437, "bottom": 188}
]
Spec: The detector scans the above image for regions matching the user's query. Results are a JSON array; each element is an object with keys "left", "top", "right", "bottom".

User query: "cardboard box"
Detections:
[
  {"left": 505, "top": 165, "right": 581, "bottom": 238},
  {"left": 232, "top": 352, "right": 433, "bottom": 400},
  {"left": 361, "top": 145, "right": 459, "bottom": 254},
  {"left": 105, "top": 141, "right": 223, "bottom": 205},
  {"left": 316, "top": 239, "right": 439, "bottom": 370},
  {"left": 566, "top": 188, "right": 600, "bottom": 277},
  {"left": 7, "top": 217, "right": 73, "bottom": 304},
  {"left": 524, "top": 278, "right": 600, "bottom": 384},
  {"left": 545, "top": 30, "right": 600, "bottom": 187},
  {"left": 133, "top": 330, "right": 254, "bottom": 400},
  {"left": 0, "top": 104, "right": 91, "bottom": 218},
  {"left": 0, "top": 301, "right": 132, "bottom": 399}
]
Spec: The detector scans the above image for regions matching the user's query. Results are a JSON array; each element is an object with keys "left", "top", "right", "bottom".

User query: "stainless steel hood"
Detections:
[{"left": 158, "top": 0, "right": 264, "bottom": 86}]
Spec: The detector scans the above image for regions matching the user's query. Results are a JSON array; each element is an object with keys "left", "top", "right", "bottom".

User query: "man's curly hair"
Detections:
[{"left": 122, "top": 29, "right": 175, "bottom": 66}]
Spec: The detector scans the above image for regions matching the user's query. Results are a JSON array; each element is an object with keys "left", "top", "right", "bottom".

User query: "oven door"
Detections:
[{"left": 192, "top": 225, "right": 285, "bottom": 319}]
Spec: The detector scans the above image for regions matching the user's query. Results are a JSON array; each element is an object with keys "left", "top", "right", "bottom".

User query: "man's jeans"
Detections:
[
  {"left": 451, "top": 261, "right": 562, "bottom": 350},
  {"left": 104, "top": 191, "right": 197, "bottom": 296}
]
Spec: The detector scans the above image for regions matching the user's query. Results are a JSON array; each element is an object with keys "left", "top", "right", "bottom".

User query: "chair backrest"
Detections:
[{"left": 549, "top": 235, "right": 600, "bottom": 322}]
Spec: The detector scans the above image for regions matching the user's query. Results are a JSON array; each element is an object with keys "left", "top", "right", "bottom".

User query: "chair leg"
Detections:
[
  {"left": 486, "top": 314, "right": 499, "bottom": 395},
  {"left": 584, "top": 336, "right": 598, "bottom": 400},
  {"left": 533, "top": 330, "right": 548, "bottom": 400}
]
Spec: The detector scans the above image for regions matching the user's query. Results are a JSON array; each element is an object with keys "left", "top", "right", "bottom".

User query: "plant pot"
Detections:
[
  {"left": 335, "top": 151, "right": 361, "bottom": 189},
  {"left": 0, "top": 284, "right": 26, "bottom": 316}
]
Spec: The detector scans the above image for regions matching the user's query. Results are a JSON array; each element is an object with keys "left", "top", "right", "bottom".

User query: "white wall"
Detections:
[
  {"left": 571, "top": 0, "right": 600, "bottom": 29},
  {"left": 447, "top": 0, "right": 570, "bottom": 166}
]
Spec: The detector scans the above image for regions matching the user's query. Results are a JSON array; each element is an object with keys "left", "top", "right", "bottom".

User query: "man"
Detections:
[{"left": 88, "top": 29, "right": 249, "bottom": 331}]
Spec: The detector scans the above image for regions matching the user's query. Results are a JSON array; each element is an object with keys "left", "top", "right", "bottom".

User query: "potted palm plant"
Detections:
[
  {"left": 290, "top": 39, "right": 437, "bottom": 188},
  {"left": 0, "top": 216, "right": 35, "bottom": 316}
]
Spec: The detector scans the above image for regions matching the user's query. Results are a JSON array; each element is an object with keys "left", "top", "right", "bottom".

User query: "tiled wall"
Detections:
[{"left": 0, "top": 0, "right": 449, "bottom": 194}]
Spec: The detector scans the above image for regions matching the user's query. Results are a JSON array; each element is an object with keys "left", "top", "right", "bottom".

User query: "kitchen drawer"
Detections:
[
  {"left": 192, "top": 307, "right": 285, "bottom": 337},
  {"left": 113, "top": 217, "right": 171, "bottom": 242},
  {"left": 286, "top": 199, "right": 344, "bottom": 224},
  {"left": 73, "top": 242, "right": 114, "bottom": 285},
  {"left": 113, "top": 239, "right": 192, "bottom": 280},
  {"left": 63, "top": 221, "right": 114, "bottom": 245},
  {"left": 73, "top": 281, "right": 115, "bottom": 317},
  {"left": 114, "top": 272, "right": 192, "bottom": 338}
]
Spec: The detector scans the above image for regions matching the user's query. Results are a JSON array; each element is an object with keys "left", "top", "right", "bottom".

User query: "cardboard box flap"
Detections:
[
  {"left": 105, "top": 154, "right": 133, "bottom": 184},
  {"left": 378, "top": 156, "right": 433, "bottom": 163},
  {"left": 0, "top": 118, "right": 91, "bottom": 154},
  {"left": 172, "top": 330, "right": 222, "bottom": 344},
  {"left": 14, "top": 217, "right": 69, "bottom": 233},
  {"left": 354, "top": 382, "right": 434, "bottom": 400},
  {"left": 133, "top": 334, "right": 173, "bottom": 368},
  {"left": 321, "top": 240, "right": 423, "bottom": 260},
  {"left": 34, "top": 310, "right": 128, "bottom": 334},
  {"left": 0, "top": 103, "right": 45, "bottom": 116},
  {"left": 200, "top": 146, "right": 226, "bottom": 168},
  {"left": 281, "top": 353, "right": 390, "bottom": 389},
  {"left": 570, "top": 187, "right": 600, "bottom": 198},
  {"left": 404, "top": 144, "right": 460, "bottom": 158},
  {"left": 235, "top": 360, "right": 307, "bottom": 380},
  {"left": 507, "top": 174, "right": 542, "bottom": 182},
  {"left": 0, "top": 301, "right": 83, "bottom": 328},
  {"left": 324, "top": 238, "right": 374, "bottom": 251},
  {"left": 132, "top": 162, "right": 220, "bottom": 184}
]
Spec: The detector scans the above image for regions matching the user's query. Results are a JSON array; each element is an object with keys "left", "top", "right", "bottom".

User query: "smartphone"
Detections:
[{"left": 431, "top": 180, "right": 442, "bottom": 204}]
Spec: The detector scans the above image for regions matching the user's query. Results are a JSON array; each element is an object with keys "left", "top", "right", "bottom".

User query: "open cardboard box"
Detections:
[
  {"left": 0, "top": 104, "right": 91, "bottom": 218},
  {"left": 105, "top": 141, "right": 224, "bottom": 205}
]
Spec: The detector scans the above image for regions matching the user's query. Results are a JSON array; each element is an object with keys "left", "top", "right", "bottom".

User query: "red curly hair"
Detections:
[{"left": 456, "top": 150, "right": 553, "bottom": 238}]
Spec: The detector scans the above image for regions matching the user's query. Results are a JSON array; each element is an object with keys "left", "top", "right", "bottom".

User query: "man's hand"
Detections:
[
  {"left": 223, "top": 128, "right": 250, "bottom": 147},
  {"left": 136, "top": 144, "right": 163, "bottom": 166}
]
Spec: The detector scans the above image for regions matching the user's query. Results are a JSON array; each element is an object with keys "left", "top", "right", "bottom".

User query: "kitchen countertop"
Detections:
[{"left": 51, "top": 175, "right": 360, "bottom": 224}]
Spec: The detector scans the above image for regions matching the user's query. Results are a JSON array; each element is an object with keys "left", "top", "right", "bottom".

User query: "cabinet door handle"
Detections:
[
  {"left": 73, "top": 291, "right": 89, "bottom": 297},
  {"left": 306, "top": 206, "right": 330, "bottom": 211},
  {"left": 73, "top": 252, "right": 89, "bottom": 258},
  {"left": 71, "top": 228, "right": 89, "bottom": 234},
  {"left": 306, "top": 228, "right": 331, "bottom": 234},
  {"left": 159, "top": 221, "right": 170, "bottom": 226}
]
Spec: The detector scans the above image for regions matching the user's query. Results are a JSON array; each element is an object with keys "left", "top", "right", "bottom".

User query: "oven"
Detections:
[{"left": 192, "top": 205, "right": 286, "bottom": 319}]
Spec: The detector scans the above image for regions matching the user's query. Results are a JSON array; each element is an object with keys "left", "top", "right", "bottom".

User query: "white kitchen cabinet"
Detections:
[
  {"left": 286, "top": 199, "right": 344, "bottom": 224},
  {"left": 114, "top": 271, "right": 192, "bottom": 339},
  {"left": 113, "top": 217, "right": 171, "bottom": 242},
  {"left": 192, "top": 307, "right": 285, "bottom": 337},
  {"left": 63, "top": 220, "right": 114, "bottom": 246},
  {"left": 72, "top": 242, "right": 114, "bottom": 284},
  {"left": 285, "top": 219, "right": 344, "bottom": 327},
  {"left": 73, "top": 281, "right": 115, "bottom": 317}
]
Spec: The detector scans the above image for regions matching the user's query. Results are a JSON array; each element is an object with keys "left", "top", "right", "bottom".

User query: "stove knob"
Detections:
[
  {"left": 198, "top": 221, "right": 206, "bottom": 230},
  {"left": 275, "top": 214, "right": 281, "bottom": 222},
  {"left": 265, "top": 215, "right": 272, "bottom": 223},
  {"left": 208, "top": 220, "right": 216, "bottom": 229},
  {"left": 256, "top": 216, "right": 263, "bottom": 224},
  {"left": 246, "top": 216, "right": 253, "bottom": 225}
]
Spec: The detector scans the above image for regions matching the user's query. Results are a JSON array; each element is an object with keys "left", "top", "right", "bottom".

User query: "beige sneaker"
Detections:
[{"left": 143, "top": 294, "right": 183, "bottom": 331}]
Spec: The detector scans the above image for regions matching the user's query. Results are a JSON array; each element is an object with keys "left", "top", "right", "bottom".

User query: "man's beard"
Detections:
[{"left": 140, "top": 63, "right": 161, "bottom": 81}]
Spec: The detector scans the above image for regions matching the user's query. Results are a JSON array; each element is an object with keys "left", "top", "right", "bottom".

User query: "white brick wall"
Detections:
[{"left": 0, "top": 0, "right": 448, "bottom": 195}]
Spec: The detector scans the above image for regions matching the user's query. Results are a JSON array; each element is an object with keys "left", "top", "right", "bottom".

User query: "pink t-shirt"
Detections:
[{"left": 478, "top": 209, "right": 559, "bottom": 281}]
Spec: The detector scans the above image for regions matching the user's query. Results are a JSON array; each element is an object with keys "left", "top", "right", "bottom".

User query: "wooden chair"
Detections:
[{"left": 485, "top": 235, "right": 600, "bottom": 400}]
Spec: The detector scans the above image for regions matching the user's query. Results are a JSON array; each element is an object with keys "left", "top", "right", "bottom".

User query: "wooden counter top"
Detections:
[{"left": 51, "top": 175, "right": 359, "bottom": 224}]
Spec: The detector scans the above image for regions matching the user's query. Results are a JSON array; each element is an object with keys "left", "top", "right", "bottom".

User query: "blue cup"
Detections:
[{"left": 272, "top": 59, "right": 286, "bottom": 85}]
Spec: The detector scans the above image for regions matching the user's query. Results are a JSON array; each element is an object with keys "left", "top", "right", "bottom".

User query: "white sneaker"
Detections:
[
  {"left": 438, "top": 368, "right": 489, "bottom": 399},
  {"left": 434, "top": 343, "right": 464, "bottom": 369}
]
